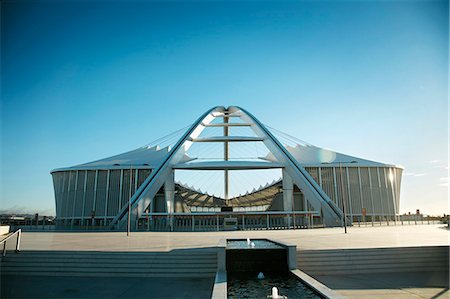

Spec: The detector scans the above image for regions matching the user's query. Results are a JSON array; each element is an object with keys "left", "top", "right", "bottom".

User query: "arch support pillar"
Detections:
[
  {"left": 283, "top": 169, "right": 293, "bottom": 227},
  {"left": 282, "top": 168, "right": 293, "bottom": 212},
  {"left": 165, "top": 170, "right": 175, "bottom": 214}
]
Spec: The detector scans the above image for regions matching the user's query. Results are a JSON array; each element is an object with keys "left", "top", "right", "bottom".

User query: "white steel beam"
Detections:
[
  {"left": 232, "top": 106, "right": 343, "bottom": 227},
  {"left": 108, "top": 106, "right": 224, "bottom": 230},
  {"left": 189, "top": 136, "right": 265, "bottom": 142},
  {"left": 203, "top": 123, "right": 253, "bottom": 127},
  {"left": 174, "top": 161, "right": 284, "bottom": 170}
]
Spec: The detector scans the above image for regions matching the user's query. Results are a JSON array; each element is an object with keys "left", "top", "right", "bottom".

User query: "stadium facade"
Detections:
[{"left": 51, "top": 106, "right": 402, "bottom": 230}]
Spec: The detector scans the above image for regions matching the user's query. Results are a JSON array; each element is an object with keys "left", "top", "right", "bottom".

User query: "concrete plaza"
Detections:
[
  {"left": 2, "top": 224, "right": 449, "bottom": 299},
  {"left": 11, "top": 223, "right": 449, "bottom": 252}
]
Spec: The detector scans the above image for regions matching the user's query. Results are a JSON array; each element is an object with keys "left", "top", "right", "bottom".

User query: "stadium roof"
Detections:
[{"left": 52, "top": 139, "right": 395, "bottom": 173}]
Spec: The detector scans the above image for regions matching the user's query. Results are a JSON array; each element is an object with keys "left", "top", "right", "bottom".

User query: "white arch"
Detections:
[
  {"left": 109, "top": 106, "right": 224, "bottom": 229},
  {"left": 109, "top": 106, "right": 343, "bottom": 229},
  {"left": 233, "top": 106, "right": 343, "bottom": 226}
]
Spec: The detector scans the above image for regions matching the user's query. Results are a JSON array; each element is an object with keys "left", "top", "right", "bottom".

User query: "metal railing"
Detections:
[
  {"left": 1, "top": 229, "right": 21, "bottom": 258},
  {"left": 138, "top": 211, "right": 321, "bottom": 232},
  {"left": 350, "top": 215, "right": 442, "bottom": 227}
]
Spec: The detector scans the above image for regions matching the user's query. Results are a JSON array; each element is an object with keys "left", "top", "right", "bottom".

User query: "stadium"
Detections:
[{"left": 51, "top": 106, "right": 402, "bottom": 231}]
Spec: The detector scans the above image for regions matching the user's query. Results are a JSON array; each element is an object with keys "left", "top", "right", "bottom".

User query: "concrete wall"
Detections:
[{"left": 297, "top": 246, "right": 449, "bottom": 275}]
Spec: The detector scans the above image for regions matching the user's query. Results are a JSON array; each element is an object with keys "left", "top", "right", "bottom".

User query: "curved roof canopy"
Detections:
[
  {"left": 264, "top": 144, "right": 394, "bottom": 167},
  {"left": 52, "top": 146, "right": 193, "bottom": 172},
  {"left": 177, "top": 180, "right": 281, "bottom": 208},
  {"left": 53, "top": 137, "right": 395, "bottom": 173}
]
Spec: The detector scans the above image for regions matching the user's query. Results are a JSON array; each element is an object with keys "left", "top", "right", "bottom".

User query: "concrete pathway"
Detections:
[
  {"left": 7, "top": 224, "right": 449, "bottom": 252},
  {"left": 2, "top": 224, "right": 449, "bottom": 299},
  {"left": 315, "top": 271, "right": 449, "bottom": 299}
]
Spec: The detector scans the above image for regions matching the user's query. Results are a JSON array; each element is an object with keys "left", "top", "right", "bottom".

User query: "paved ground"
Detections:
[
  {"left": 6, "top": 224, "right": 449, "bottom": 252},
  {"left": 1, "top": 276, "right": 214, "bottom": 299},
  {"left": 315, "top": 271, "right": 449, "bottom": 299},
  {"left": 2, "top": 224, "right": 449, "bottom": 299}
]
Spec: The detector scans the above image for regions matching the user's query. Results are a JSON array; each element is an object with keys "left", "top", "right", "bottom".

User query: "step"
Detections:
[
  {"left": 2, "top": 266, "right": 217, "bottom": 273},
  {"left": 2, "top": 271, "right": 215, "bottom": 278},
  {"left": 299, "top": 261, "right": 445, "bottom": 270},
  {"left": 3, "top": 256, "right": 216, "bottom": 262},
  {"left": 297, "top": 254, "right": 448, "bottom": 264},
  {"left": 0, "top": 249, "right": 219, "bottom": 278},
  {"left": 5, "top": 251, "right": 216, "bottom": 257},
  {"left": 2, "top": 264, "right": 216, "bottom": 270},
  {"left": 297, "top": 247, "right": 448, "bottom": 257}
]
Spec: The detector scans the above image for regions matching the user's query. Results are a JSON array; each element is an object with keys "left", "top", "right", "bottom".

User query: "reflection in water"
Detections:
[
  {"left": 227, "top": 272, "right": 321, "bottom": 299},
  {"left": 227, "top": 239, "right": 284, "bottom": 249}
]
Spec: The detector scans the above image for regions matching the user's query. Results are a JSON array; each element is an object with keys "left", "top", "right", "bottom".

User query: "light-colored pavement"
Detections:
[
  {"left": 9, "top": 224, "right": 449, "bottom": 252},
  {"left": 315, "top": 271, "right": 449, "bottom": 299},
  {"left": 4, "top": 224, "right": 449, "bottom": 299}
]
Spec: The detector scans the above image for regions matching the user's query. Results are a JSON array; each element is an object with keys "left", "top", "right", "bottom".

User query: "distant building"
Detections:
[
  {"left": 51, "top": 106, "right": 402, "bottom": 230},
  {"left": 0, "top": 214, "right": 54, "bottom": 226}
]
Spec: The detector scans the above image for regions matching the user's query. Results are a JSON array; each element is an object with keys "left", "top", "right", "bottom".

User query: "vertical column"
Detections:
[
  {"left": 165, "top": 170, "right": 175, "bottom": 214},
  {"left": 377, "top": 168, "right": 385, "bottom": 222},
  {"left": 134, "top": 169, "right": 139, "bottom": 192},
  {"left": 71, "top": 171, "right": 79, "bottom": 228},
  {"left": 357, "top": 167, "right": 365, "bottom": 223},
  {"left": 65, "top": 171, "right": 72, "bottom": 222},
  {"left": 389, "top": 168, "right": 398, "bottom": 218},
  {"left": 81, "top": 170, "right": 87, "bottom": 226},
  {"left": 345, "top": 167, "right": 353, "bottom": 222},
  {"left": 224, "top": 115, "right": 229, "bottom": 204},
  {"left": 318, "top": 167, "right": 322, "bottom": 187},
  {"left": 332, "top": 167, "right": 339, "bottom": 207},
  {"left": 104, "top": 170, "right": 111, "bottom": 223},
  {"left": 382, "top": 168, "right": 390, "bottom": 223},
  {"left": 118, "top": 169, "right": 123, "bottom": 211},
  {"left": 368, "top": 169, "right": 375, "bottom": 226},
  {"left": 385, "top": 168, "right": 396, "bottom": 224},
  {"left": 92, "top": 170, "right": 98, "bottom": 225},
  {"left": 282, "top": 169, "right": 294, "bottom": 211},
  {"left": 128, "top": 167, "right": 134, "bottom": 233},
  {"left": 282, "top": 169, "right": 293, "bottom": 228}
]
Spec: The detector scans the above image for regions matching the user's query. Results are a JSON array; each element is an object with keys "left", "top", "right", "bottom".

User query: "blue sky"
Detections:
[{"left": 1, "top": 0, "right": 448, "bottom": 215}]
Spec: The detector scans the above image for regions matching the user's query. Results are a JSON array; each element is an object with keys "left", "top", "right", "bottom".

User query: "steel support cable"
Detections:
[
  {"left": 216, "top": 171, "right": 226, "bottom": 198},
  {"left": 237, "top": 169, "right": 279, "bottom": 192},
  {"left": 145, "top": 125, "right": 191, "bottom": 148},
  {"left": 231, "top": 169, "right": 278, "bottom": 198},
  {"left": 201, "top": 142, "right": 223, "bottom": 159},
  {"left": 158, "top": 131, "right": 182, "bottom": 146},
  {"left": 239, "top": 107, "right": 343, "bottom": 218},
  {"left": 264, "top": 125, "right": 312, "bottom": 147},
  {"left": 192, "top": 140, "right": 221, "bottom": 159},
  {"left": 179, "top": 170, "right": 207, "bottom": 189},
  {"left": 186, "top": 171, "right": 212, "bottom": 189},
  {"left": 265, "top": 133, "right": 293, "bottom": 149},
  {"left": 194, "top": 171, "right": 219, "bottom": 195},
  {"left": 246, "top": 169, "right": 279, "bottom": 189},
  {"left": 233, "top": 142, "right": 257, "bottom": 159},
  {"left": 232, "top": 170, "right": 259, "bottom": 197},
  {"left": 109, "top": 106, "right": 223, "bottom": 229},
  {"left": 264, "top": 125, "right": 300, "bottom": 144},
  {"left": 196, "top": 171, "right": 222, "bottom": 194},
  {"left": 206, "top": 172, "right": 224, "bottom": 198},
  {"left": 164, "top": 132, "right": 188, "bottom": 146},
  {"left": 176, "top": 172, "right": 199, "bottom": 189},
  {"left": 230, "top": 141, "right": 261, "bottom": 159},
  {"left": 227, "top": 173, "right": 241, "bottom": 198}
]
